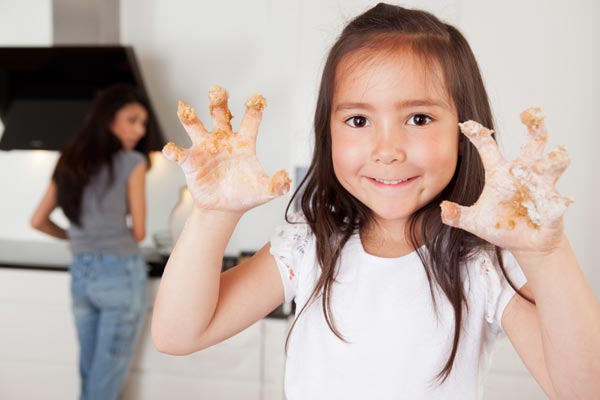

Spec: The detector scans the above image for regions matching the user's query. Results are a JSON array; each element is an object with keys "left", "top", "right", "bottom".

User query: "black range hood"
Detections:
[{"left": 0, "top": 46, "right": 165, "bottom": 151}]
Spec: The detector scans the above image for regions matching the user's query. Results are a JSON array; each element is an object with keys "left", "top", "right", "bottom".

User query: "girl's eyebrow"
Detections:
[
  {"left": 396, "top": 99, "right": 448, "bottom": 109},
  {"left": 334, "top": 102, "right": 374, "bottom": 112},
  {"left": 334, "top": 99, "right": 448, "bottom": 112}
]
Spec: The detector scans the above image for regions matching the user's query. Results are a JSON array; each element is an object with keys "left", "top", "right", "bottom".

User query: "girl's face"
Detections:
[
  {"left": 111, "top": 102, "right": 148, "bottom": 150},
  {"left": 330, "top": 49, "right": 459, "bottom": 230}
]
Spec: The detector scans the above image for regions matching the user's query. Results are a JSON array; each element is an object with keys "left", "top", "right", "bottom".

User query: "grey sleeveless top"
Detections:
[{"left": 68, "top": 150, "right": 146, "bottom": 256}]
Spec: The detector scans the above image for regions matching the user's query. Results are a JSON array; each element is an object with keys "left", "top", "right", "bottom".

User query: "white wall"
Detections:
[{"left": 0, "top": 0, "right": 52, "bottom": 46}]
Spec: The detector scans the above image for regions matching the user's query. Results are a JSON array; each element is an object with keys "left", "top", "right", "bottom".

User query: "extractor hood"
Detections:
[{"left": 0, "top": 46, "right": 165, "bottom": 151}]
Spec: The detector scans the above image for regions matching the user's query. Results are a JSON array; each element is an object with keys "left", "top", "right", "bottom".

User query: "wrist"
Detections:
[
  {"left": 189, "top": 206, "right": 244, "bottom": 225},
  {"left": 510, "top": 233, "right": 569, "bottom": 263},
  {"left": 510, "top": 234, "right": 574, "bottom": 281}
]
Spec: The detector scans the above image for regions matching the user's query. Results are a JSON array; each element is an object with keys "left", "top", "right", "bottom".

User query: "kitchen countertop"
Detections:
[
  {"left": 0, "top": 239, "right": 292, "bottom": 318},
  {"left": 0, "top": 238, "right": 74, "bottom": 267},
  {"left": 0, "top": 238, "right": 167, "bottom": 276}
]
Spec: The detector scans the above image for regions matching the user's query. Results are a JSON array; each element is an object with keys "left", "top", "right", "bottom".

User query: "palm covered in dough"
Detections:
[
  {"left": 441, "top": 107, "right": 573, "bottom": 255},
  {"left": 163, "top": 86, "right": 291, "bottom": 211}
]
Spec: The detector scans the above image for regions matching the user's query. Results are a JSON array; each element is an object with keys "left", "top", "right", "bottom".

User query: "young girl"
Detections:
[
  {"left": 31, "top": 84, "right": 153, "bottom": 400},
  {"left": 152, "top": 4, "right": 600, "bottom": 399}
]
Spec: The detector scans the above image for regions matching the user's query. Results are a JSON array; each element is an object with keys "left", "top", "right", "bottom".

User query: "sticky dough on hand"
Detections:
[
  {"left": 162, "top": 86, "right": 291, "bottom": 211},
  {"left": 442, "top": 107, "right": 573, "bottom": 234}
]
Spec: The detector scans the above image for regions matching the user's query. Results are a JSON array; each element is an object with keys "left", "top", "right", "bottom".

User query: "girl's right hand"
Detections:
[{"left": 163, "top": 86, "right": 291, "bottom": 212}]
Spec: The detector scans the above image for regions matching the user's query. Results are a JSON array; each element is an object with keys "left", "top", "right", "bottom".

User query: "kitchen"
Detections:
[{"left": 1, "top": 0, "right": 598, "bottom": 399}]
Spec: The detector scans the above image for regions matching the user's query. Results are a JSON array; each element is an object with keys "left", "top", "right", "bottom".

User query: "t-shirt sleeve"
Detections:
[
  {"left": 269, "top": 213, "right": 311, "bottom": 303},
  {"left": 481, "top": 249, "right": 528, "bottom": 335},
  {"left": 125, "top": 150, "right": 146, "bottom": 176}
]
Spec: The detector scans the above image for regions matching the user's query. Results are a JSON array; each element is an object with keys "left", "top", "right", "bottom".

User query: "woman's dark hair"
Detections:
[
  {"left": 285, "top": 3, "right": 532, "bottom": 382},
  {"left": 53, "top": 84, "right": 153, "bottom": 226}
]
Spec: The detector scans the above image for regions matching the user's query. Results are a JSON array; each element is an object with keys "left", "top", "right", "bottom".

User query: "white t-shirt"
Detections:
[{"left": 269, "top": 216, "right": 527, "bottom": 400}]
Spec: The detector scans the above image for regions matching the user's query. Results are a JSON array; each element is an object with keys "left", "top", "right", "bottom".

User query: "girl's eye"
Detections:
[
  {"left": 345, "top": 116, "right": 370, "bottom": 128},
  {"left": 407, "top": 114, "right": 432, "bottom": 126}
]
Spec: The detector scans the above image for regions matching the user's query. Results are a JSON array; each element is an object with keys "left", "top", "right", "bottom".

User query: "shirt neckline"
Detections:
[{"left": 346, "top": 232, "right": 426, "bottom": 266}]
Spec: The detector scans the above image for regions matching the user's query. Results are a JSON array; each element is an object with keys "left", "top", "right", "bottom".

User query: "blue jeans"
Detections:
[{"left": 70, "top": 253, "right": 148, "bottom": 400}]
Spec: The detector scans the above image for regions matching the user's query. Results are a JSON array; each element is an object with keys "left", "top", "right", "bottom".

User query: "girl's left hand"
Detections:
[{"left": 440, "top": 107, "right": 573, "bottom": 257}]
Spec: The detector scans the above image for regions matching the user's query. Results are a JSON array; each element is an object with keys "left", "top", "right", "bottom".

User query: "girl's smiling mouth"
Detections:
[{"left": 366, "top": 176, "right": 418, "bottom": 187}]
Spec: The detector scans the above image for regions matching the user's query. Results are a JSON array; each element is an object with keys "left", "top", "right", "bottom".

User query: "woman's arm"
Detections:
[
  {"left": 128, "top": 162, "right": 147, "bottom": 242},
  {"left": 503, "top": 239, "right": 600, "bottom": 399},
  {"left": 30, "top": 181, "right": 68, "bottom": 239}
]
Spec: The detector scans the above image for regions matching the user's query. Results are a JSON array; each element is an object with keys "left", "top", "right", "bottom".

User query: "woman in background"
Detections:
[{"left": 31, "top": 84, "right": 152, "bottom": 400}]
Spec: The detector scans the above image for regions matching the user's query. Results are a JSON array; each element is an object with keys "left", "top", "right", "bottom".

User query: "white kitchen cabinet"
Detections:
[
  {"left": 0, "top": 268, "right": 79, "bottom": 400},
  {"left": 0, "top": 268, "right": 289, "bottom": 400}
]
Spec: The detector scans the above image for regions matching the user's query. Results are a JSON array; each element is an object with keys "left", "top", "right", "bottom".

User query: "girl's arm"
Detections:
[
  {"left": 502, "top": 238, "right": 600, "bottom": 399},
  {"left": 151, "top": 86, "right": 291, "bottom": 354},
  {"left": 441, "top": 109, "right": 600, "bottom": 398},
  {"left": 128, "top": 162, "right": 147, "bottom": 242},
  {"left": 151, "top": 208, "right": 284, "bottom": 354},
  {"left": 30, "top": 181, "right": 68, "bottom": 240}
]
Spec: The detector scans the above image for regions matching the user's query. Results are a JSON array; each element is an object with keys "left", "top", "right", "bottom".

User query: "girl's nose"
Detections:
[{"left": 371, "top": 125, "right": 406, "bottom": 164}]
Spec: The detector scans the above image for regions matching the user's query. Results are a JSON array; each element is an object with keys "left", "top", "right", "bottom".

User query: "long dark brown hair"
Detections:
[
  {"left": 53, "top": 84, "right": 153, "bottom": 226},
  {"left": 285, "top": 3, "right": 531, "bottom": 382}
]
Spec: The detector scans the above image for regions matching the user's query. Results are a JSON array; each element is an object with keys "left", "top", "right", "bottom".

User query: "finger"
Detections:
[
  {"left": 177, "top": 101, "right": 208, "bottom": 144},
  {"left": 458, "top": 121, "right": 504, "bottom": 171},
  {"left": 546, "top": 195, "right": 574, "bottom": 220},
  {"left": 162, "top": 142, "right": 189, "bottom": 165},
  {"left": 519, "top": 107, "right": 548, "bottom": 160},
  {"left": 549, "top": 195, "right": 575, "bottom": 220},
  {"left": 208, "top": 85, "right": 233, "bottom": 133},
  {"left": 535, "top": 194, "right": 573, "bottom": 227},
  {"left": 532, "top": 145, "right": 570, "bottom": 183},
  {"left": 266, "top": 169, "right": 291, "bottom": 197},
  {"left": 238, "top": 93, "right": 267, "bottom": 141},
  {"left": 440, "top": 200, "right": 477, "bottom": 232}
]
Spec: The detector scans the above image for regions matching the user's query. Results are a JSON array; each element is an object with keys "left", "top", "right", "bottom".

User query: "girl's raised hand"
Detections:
[
  {"left": 440, "top": 107, "right": 573, "bottom": 256},
  {"left": 162, "top": 86, "right": 291, "bottom": 212}
]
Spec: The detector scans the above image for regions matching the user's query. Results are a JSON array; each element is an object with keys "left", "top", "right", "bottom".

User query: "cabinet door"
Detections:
[
  {"left": 124, "top": 372, "right": 261, "bottom": 400},
  {"left": 0, "top": 269, "right": 79, "bottom": 399}
]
